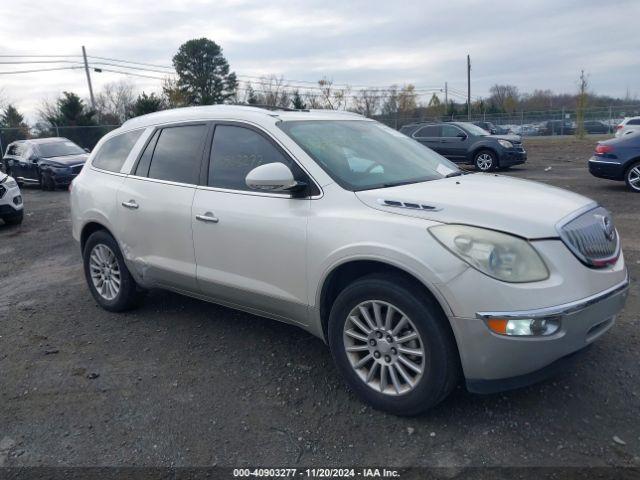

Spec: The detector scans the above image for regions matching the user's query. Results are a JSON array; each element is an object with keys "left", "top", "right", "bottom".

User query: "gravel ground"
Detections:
[{"left": 0, "top": 136, "right": 638, "bottom": 469}]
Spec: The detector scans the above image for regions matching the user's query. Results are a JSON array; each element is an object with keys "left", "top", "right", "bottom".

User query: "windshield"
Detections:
[
  {"left": 278, "top": 120, "right": 460, "bottom": 191},
  {"left": 458, "top": 122, "right": 490, "bottom": 136},
  {"left": 38, "top": 141, "right": 85, "bottom": 158}
]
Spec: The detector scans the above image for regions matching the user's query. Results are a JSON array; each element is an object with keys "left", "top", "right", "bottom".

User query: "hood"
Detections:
[
  {"left": 41, "top": 153, "right": 88, "bottom": 166},
  {"left": 355, "top": 174, "right": 595, "bottom": 239},
  {"left": 491, "top": 134, "right": 522, "bottom": 143}
]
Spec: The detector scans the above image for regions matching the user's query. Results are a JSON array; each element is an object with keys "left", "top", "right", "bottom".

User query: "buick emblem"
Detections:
[{"left": 600, "top": 215, "right": 616, "bottom": 241}]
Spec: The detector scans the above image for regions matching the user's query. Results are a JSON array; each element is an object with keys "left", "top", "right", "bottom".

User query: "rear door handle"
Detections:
[
  {"left": 121, "top": 200, "right": 139, "bottom": 210},
  {"left": 196, "top": 212, "right": 219, "bottom": 223}
]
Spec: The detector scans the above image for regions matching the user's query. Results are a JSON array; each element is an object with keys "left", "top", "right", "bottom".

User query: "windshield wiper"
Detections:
[{"left": 445, "top": 171, "right": 463, "bottom": 178}]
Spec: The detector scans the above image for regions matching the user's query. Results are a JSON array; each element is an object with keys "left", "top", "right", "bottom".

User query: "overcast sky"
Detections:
[{"left": 2, "top": 0, "right": 639, "bottom": 121}]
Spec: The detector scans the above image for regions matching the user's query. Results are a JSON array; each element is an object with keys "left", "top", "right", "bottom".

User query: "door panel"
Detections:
[
  {"left": 116, "top": 177, "right": 197, "bottom": 291},
  {"left": 440, "top": 125, "right": 469, "bottom": 160},
  {"left": 192, "top": 189, "right": 309, "bottom": 324}
]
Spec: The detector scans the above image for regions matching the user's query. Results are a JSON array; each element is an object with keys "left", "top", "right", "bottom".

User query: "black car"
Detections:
[
  {"left": 399, "top": 121, "right": 526, "bottom": 171},
  {"left": 2, "top": 138, "right": 89, "bottom": 190},
  {"left": 539, "top": 120, "right": 576, "bottom": 136},
  {"left": 588, "top": 130, "right": 640, "bottom": 192},
  {"left": 582, "top": 120, "right": 612, "bottom": 134},
  {"left": 471, "top": 121, "right": 511, "bottom": 135}
]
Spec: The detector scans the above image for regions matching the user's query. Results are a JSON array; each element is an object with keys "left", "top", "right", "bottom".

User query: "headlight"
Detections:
[
  {"left": 429, "top": 225, "right": 549, "bottom": 282},
  {"left": 3, "top": 177, "right": 17, "bottom": 188},
  {"left": 497, "top": 139, "right": 513, "bottom": 148}
]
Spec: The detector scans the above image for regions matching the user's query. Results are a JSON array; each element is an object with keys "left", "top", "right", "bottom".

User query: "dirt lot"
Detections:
[{"left": 1, "top": 136, "right": 638, "bottom": 469}]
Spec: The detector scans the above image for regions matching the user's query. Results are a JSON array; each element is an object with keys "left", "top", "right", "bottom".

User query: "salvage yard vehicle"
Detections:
[
  {"left": 0, "top": 171, "right": 24, "bottom": 225},
  {"left": 589, "top": 130, "right": 640, "bottom": 192},
  {"left": 70, "top": 106, "right": 628, "bottom": 415},
  {"left": 399, "top": 121, "right": 526, "bottom": 171},
  {"left": 2, "top": 138, "right": 88, "bottom": 190},
  {"left": 614, "top": 116, "right": 640, "bottom": 138}
]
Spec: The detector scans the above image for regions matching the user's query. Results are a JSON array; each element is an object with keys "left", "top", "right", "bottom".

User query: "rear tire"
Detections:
[
  {"left": 83, "top": 230, "right": 143, "bottom": 312},
  {"left": 625, "top": 161, "right": 640, "bottom": 192},
  {"left": 40, "top": 173, "right": 55, "bottom": 191},
  {"left": 327, "top": 273, "right": 460, "bottom": 416},
  {"left": 2, "top": 210, "right": 23, "bottom": 225},
  {"left": 474, "top": 150, "right": 498, "bottom": 172}
]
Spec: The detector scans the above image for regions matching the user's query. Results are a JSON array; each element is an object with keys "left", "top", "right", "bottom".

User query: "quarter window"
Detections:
[
  {"left": 146, "top": 125, "right": 207, "bottom": 184},
  {"left": 208, "top": 125, "right": 300, "bottom": 191},
  {"left": 92, "top": 130, "right": 143, "bottom": 172}
]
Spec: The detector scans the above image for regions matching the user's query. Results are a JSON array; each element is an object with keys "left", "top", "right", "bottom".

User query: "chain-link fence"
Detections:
[
  {"left": 375, "top": 104, "right": 640, "bottom": 136},
  {"left": 0, "top": 125, "right": 120, "bottom": 155}
]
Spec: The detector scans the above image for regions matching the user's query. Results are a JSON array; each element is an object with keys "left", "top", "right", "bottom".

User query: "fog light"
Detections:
[{"left": 486, "top": 318, "right": 559, "bottom": 336}]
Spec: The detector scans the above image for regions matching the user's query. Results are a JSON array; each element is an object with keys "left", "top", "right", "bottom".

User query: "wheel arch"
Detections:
[
  {"left": 471, "top": 145, "right": 499, "bottom": 162},
  {"left": 318, "top": 258, "right": 455, "bottom": 344},
  {"left": 80, "top": 221, "right": 116, "bottom": 253}
]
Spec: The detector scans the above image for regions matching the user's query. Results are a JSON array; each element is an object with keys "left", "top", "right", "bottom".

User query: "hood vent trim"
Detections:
[{"left": 378, "top": 199, "right": 442, "bottom": 212}]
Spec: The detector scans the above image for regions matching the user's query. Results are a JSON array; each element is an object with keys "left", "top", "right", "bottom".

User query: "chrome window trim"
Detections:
[
  {"left": 89, "top": 166, "right": 127, "bottom": 177},
  {"left": 122, "top": 174, "right": 198, "bottom": 189},
  {"left": 476, "top": 272, "right": 629, "bottom": 320},
  {"left": 588, "top": 158, "right": 622, "bottom": 165}
]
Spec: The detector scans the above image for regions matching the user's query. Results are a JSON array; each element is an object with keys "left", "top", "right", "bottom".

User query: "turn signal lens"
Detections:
[{"left": 486, "top": 318, "right": 560, "bottom": 336}]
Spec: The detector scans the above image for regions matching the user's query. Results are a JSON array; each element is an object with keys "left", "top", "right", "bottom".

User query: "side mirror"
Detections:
[
  {"left": 245, "top": 163, "right": 306, "bottom": 193},
  {"left": 29, "top": 154, "right": 39, "bottom": 162},
  {"left": 457, "top": 132, "right": 467, "bottom": 140}
]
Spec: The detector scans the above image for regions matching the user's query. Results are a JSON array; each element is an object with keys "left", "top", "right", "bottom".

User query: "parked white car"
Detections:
[
  {"left": 70, "top": 106, "right": 629, "bottom": 415},
  {"left": 0, "top": 171, "right": 24, "bottom": 225},
  {"left": 615, "top": 116, "right": 640, "bottom": 137}
]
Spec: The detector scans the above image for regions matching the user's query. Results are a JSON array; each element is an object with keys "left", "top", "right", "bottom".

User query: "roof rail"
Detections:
[{"left": 229, "top": 103, "right": 307, "bottom": 112}]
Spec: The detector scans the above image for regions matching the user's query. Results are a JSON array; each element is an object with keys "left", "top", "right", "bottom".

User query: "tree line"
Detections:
[{"left": 1, "top": 37, "right": 639, "bottom": 148}]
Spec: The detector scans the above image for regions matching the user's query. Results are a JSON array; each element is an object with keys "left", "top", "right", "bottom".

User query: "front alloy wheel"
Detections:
[
  {"left": 343, "top": 300, "right": 425, "bottom": 396},
  {"left": 475, "top": 151, "right": 496, "bottom": 171}
]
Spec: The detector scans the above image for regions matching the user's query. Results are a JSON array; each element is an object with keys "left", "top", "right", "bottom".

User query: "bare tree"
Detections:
[
  {"left": 316, "top": 78, "right": 351, "bottom": 110},
  {"left": 353, "top": 89, "right": 381, "bottom": 117},
  {"left": 257, "top": 75, "right": 291, "bottom": 107},
  {"left": 95, "top": 80, "right": 136, "bottom": 123},
  {"left": 380, "top": 85, "right": 399, "bottom": 116},
  {"left": 576, "top": 70, "right": 589, "bottom": 139},
  {"left": 489, "top": 84, "right": 519, "bottom": 112}
]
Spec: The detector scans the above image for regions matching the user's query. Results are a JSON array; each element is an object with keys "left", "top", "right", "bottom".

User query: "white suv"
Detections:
[
  {"left": 70, "top": 106, "right": 629, "bottom": 414},
  {"left": 615, "top": 116, "right": 640, "bottom": 137},
  {"left": 0, "top": 171, "right": 24, "bottom": 225}
]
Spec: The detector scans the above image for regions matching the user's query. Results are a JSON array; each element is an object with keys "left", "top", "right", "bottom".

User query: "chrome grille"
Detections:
[{"left": 558, "top": 206, "right": 620, "bottom": 268}]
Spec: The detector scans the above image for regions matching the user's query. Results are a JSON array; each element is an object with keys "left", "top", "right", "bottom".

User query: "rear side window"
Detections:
[
  {"left": 92, "top": 130, "right": 143, "bottom": 172},
  {"left": 146, "top": 125, "right": 207, "bottom": 184},
  {"left": 208, "top": 125, "right": 301, "bottom": 191},
  {"left": 413, "top": 125, "right": 440, "bottom": 138},
  {"left": 628, "top": 119, "right": 640, "bottom": 125}
]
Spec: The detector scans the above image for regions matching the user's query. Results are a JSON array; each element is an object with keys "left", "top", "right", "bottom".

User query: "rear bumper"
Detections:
[
  {"left": 588, "top": 157, "right": 625, "bottom": 180},
  {"left": 453, "top": 273, "right": 629, "bottom": 392}
]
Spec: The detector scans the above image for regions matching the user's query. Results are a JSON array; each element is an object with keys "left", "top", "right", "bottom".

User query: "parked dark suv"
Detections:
[
  {"left": 588, "top": 130, "right": 640, "bottom": 192},
  {"left": 399, "top": 122, "right": 526, "bottom": 171},
  {"left": 2, "top": 138, "right": 89, "bottom": 190},
  {"left": 539, "top": 120, "right": 576, "bottom": 136}
]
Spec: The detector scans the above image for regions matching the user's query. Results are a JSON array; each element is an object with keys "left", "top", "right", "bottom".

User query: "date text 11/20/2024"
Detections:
[{"left": 232, "top": 468, "right": 400, "bottom": 478}]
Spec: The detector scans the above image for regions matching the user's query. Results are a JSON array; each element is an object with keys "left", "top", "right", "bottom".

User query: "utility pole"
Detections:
[
  {"left": 467, "top": 55, "right": 471, "bottom": 120},
  {"left": 82, "top": 46, "right": 96, "bottom": 110},
  {"left": 444, "top": 82, "right": 448, "bottom": 116}
]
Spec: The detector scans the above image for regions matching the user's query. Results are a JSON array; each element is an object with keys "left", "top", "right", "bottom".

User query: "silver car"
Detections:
[{"left": 70, "top": 106, "right": 629, "bottom": 415}]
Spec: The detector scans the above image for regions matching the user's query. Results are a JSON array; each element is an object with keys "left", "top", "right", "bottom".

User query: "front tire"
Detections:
[
  {"left": 625, "top": 161, "right": 640, "bottom": 192},
  {"left": 474, "top": 150, "right": 498, "bottom": 172},
  {"left": 328, "top": 274, "right": 459, "bottom": 416},
  {"left": 83, "top": 230, "right": 142, "bottom": 311},
  {"left": 40, "top": 173, "right": 56, "bottom": 191}
]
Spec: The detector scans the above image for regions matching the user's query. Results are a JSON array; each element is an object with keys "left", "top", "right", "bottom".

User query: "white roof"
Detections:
[{"left": 120, "top": 105, "right": 367, "bottom": 131}]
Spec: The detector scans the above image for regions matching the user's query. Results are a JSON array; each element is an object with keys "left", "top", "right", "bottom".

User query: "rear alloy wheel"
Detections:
[
  {"left": 625, "top": 161, "right": 640, "bottom": 192},
  {"left": 83, "top": 230, "right": 143, "bottom": 311},
  {"left": 474, "top": 150, "right": 497, "bottom": 172},
  {"left": 328, "top": 274, "right": 459, "bottom": 416}
]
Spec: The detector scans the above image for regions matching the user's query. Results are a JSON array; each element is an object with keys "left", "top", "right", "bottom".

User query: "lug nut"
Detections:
[
  {"left": 384, "top": 355, "right": 391, "bottom": 363},
  {"left": 374, "top": 351, "right": 381, "bottom": 359},
  {"left": 376, "top": 331, "right": 383, "bottom": 339},
  {"left": 369, "top": 339, "right": 376, "bottom": 346},
  {"left": 391, "top": 348, "right": 397, "bottom": 355},
  {"left": 386, "top": 335, "right": 393, "bottom": 343}
]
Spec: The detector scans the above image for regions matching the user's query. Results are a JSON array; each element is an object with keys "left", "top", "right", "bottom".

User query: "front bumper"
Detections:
[
  {"left": 452, "top": 273, "right": 629, "bottom": 392},
  {"left": 500, "top": 148, "right": 527, "bottom": 166}
]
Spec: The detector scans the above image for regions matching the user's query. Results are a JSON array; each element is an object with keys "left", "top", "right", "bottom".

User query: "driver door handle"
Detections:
[
  {"left": 121, "top": 200, "right": 139, "bottom": 210},
  {"left": 196, "top": 212, "right": 219, "bottom": 223}
]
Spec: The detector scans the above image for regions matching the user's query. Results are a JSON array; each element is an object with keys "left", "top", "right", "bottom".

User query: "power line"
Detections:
[{"left": 0, "top": 66, "right": 83, "bottom": 75}]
